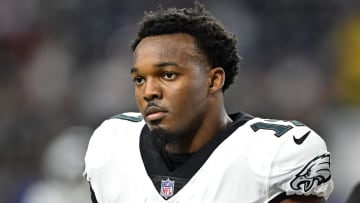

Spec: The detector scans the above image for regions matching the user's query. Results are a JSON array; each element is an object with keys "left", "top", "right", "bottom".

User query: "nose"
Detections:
[{"left": 142, "top": 78, "right": 162, "bottom": 101}]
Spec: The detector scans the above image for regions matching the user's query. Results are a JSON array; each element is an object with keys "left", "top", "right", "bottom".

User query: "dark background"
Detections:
[{"left": 1, "top": 0, "right": 360, "bottom": 202}]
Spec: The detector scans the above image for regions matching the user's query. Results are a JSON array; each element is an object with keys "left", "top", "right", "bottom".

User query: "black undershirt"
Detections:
[
  {"left": 89, "top": 112, "right": 290, "bottom": 202},
  {"left": 139, "top": 112, "right": 254, "bottom": 199},
  {"left": 161, "top": 151, "right": 193, "bottom": 172}
]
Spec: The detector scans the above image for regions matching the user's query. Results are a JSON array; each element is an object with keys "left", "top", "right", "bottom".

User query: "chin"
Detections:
[
  {"left": 148, "top": 123, "right": 171, "bottom": 133},
  {"left": 147, "top": 119, "right": 171, "bottom": 131},
  {"left": 150, "top": 126, "right": 177, "bottom": 151}
]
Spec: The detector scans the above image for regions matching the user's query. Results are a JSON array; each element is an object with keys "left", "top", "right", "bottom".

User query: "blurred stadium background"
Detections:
[{"left": 1, "top": 0, "right": 359, "bottom": 202}]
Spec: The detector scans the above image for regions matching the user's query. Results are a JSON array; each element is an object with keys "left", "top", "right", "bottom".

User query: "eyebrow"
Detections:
[
  {"left": 130, "top": 68, "right": 138, "bottom": 74},
  {"left": 130, "top": 62, "right": 179, "bottom": 74}
]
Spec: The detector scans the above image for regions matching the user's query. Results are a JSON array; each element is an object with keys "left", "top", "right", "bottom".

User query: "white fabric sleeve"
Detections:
[
  {"left": 268, "top": 126, "right": 334, "bottom": 200},
  {"left": 83, "top": 118, "right": 126, "bottom": 181}
]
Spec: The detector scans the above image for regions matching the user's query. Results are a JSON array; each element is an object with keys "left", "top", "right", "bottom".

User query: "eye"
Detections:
[
  {"left": 162, "top": 72, "right": 177, "bottom": 80},
  {"left": 133, "top": 76, "right": 145, "bottom": 85}
]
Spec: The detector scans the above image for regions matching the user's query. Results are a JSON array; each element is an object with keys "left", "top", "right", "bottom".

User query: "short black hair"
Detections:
[{"left": 130, "top": 2, "right": 241, "bottom": 91}]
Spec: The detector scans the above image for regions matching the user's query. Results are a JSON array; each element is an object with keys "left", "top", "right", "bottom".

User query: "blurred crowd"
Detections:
[{"left": 1, "top": 0, "right": 359, "bottom": 202}]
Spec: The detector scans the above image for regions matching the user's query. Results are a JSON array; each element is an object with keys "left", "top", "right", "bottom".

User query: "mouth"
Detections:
[{"left": 145, "top": 106, "right": 168, "bottom": 122}]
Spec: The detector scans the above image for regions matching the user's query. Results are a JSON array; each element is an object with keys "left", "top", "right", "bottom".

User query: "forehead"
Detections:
[{"left": 133, "top": 33, "right": 206, "bottom": 66}]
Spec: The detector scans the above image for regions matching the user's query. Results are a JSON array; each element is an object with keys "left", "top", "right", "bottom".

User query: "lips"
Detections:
[{"left": 145, "top": 106, "right": 167, "bottom": 121}]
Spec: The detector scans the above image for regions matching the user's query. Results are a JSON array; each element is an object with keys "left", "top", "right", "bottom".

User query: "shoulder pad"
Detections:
[{"left": 111, "top": 112, "right": 143, "bottom": 122}]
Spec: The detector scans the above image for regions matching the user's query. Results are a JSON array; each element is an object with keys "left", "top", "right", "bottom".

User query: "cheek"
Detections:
[
  {"left": 134, "top": 89, "right": 145, "bottom": 110},
  {"left": 167, "top": 85, "right": 208, "bottom": 131},
  {"left": 169, "top": 81, "right": 208, "bottom": 112}
]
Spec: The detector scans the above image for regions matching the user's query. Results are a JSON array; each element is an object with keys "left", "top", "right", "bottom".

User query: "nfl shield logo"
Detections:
[{"left": 160, "top": 178, "right": 175, "bottom": 199}]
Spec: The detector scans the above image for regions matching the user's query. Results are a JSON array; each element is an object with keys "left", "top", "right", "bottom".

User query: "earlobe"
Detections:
[{"left": 209, "top": 67, "right": 225, "bottom": 93}]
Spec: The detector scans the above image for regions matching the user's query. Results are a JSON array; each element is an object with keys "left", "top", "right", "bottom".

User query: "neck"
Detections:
[{"left": 165, "top": 104, "right": 232, "bottom": 154}]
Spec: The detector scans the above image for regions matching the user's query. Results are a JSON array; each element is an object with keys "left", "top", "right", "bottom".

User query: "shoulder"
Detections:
[
  {"left": 232, "top": 117, "right": 329, "bottom": 172},
  {"left": 259, "top": 118, "right": 328, "bottom": 173},
  {"left": 241, "top": 117, "right": 333, "bottom": 199},
  {"left": 231, "top": 115, "right": 329, "bottom": 164},
  {"left": 245, "top": 117, "right": 329, "bottom": 171},
  {"left": 110, "top": 112, "right": 143, "bottom": 122},
  {"left": 84, "top": 112, "right": 145, "bottom": 174},
  {"left": 244, "top": 117, "right": 328, "bottom": 154},
  {"left": 87, "top": 112, "right": 144, "bottom": 150},
  {"left": 94, "top": 112, "right": 144, "bottom": 135}
]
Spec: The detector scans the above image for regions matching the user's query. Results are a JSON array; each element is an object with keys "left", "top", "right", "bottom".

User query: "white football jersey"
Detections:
[{"left": 84, "top": 112, "right": 333, "bottom": 203}]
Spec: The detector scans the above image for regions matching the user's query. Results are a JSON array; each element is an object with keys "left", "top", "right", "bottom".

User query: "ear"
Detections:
[{"left": 208, "top": 67, "right": 225, "bottom": 94}]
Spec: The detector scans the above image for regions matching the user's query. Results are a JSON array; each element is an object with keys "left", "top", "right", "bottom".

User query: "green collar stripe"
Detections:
[{"left": 111, "top": 114, "right": 143, "bottom": 122}]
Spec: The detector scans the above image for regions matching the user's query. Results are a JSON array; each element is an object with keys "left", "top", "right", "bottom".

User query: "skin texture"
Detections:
[
  {"left": 132, "top": 33, "right": 232, "bottom": 153},
  {"left": 131, "top": 33, "right": 324, "bottom": 203}
]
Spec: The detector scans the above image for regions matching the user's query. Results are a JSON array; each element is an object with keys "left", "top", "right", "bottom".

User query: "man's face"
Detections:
[{"left": 132, "top": 33, "right": 211, "bottom": 136}]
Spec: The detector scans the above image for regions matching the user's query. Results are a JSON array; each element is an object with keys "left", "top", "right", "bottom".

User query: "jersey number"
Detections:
[{"left": 250, "top": 120, "right": 304, "bottom": 137}]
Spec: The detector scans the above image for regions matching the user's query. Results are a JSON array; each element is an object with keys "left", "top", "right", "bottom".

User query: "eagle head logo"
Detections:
[{"left": 290, "top": 153, "right": 331, "bottom": 192}]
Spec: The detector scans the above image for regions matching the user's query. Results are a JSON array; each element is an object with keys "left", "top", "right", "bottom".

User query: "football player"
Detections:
[{"left": 84, "top": 2, "right": 333, "bottom": 202}]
